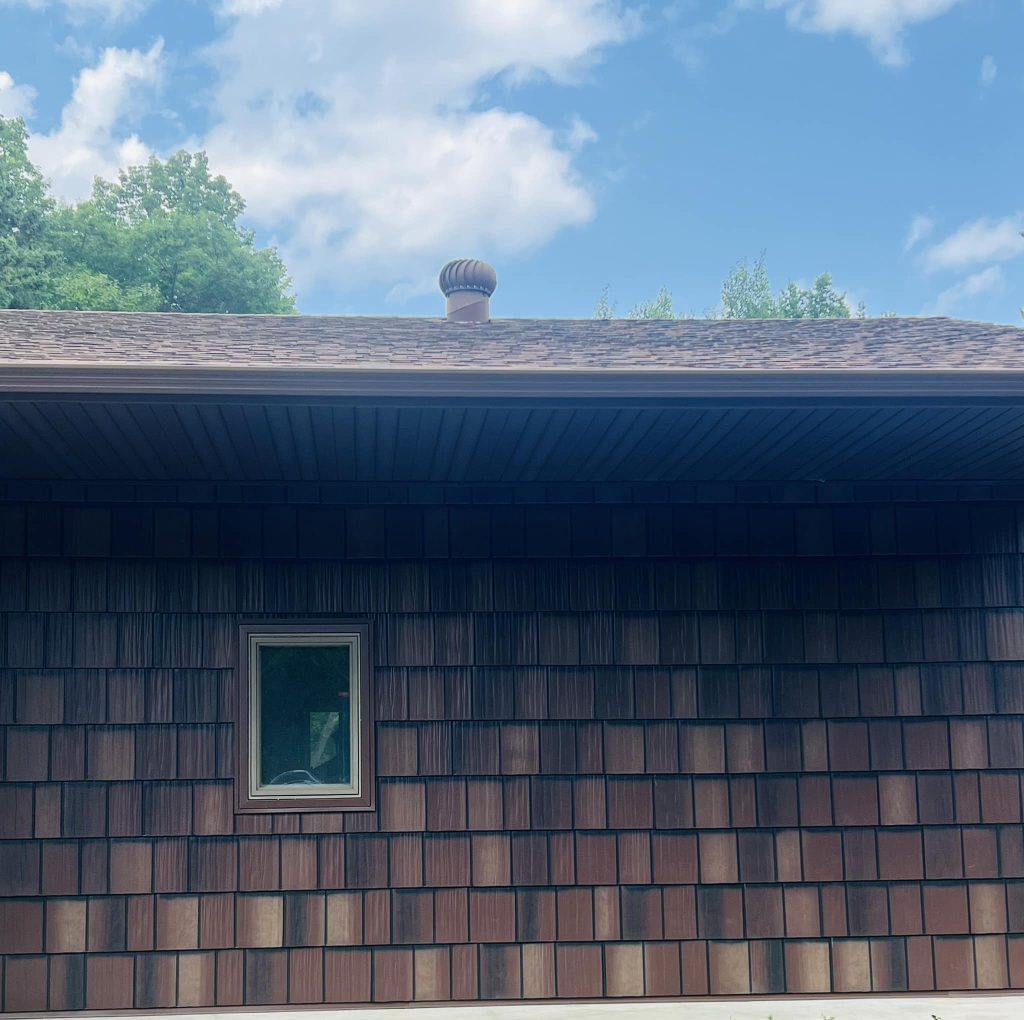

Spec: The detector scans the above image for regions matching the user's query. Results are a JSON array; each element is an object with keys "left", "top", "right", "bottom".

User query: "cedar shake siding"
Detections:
[
  {"left": 3, "top": 481, "right": 1024, "bottom": 1010},
  {"left": 3, "top": 305, "right": 1024, "bottom": 1010}
]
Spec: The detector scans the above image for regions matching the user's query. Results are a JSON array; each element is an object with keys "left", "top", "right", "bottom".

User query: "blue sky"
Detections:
[{"left": 0, "top": 0, "right": 1021, "bottom": 322}]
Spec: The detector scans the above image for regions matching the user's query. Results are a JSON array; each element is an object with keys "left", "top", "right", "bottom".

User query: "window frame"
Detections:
[{"left": 236, "top": 621, "right": 375, "bottom": 813}]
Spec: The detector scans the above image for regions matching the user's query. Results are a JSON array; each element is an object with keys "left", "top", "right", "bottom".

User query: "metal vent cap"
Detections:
[{"left": 438, "top": 259, "right": 497, "bottom": 298}]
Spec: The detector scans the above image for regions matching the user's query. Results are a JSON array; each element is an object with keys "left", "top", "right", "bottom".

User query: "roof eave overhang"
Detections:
[{"left": 3, "top": 364, "right": 1024, "bottom": 401}]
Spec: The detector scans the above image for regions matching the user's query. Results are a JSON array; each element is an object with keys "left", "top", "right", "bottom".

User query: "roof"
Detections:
[
  {"left": 0, "top": 310, "right": 1022, "bottom": 398},
  {"left": 2, "top": 311, "right": 1024, "bottom": 481},
  {"left": 0, "top": 309, "right": 1022, "bottom": 369}
]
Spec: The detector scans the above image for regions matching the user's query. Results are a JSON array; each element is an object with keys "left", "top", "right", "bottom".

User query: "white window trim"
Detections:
[{"left": 247, "top": 630, "right": 363, "bottom": 803}]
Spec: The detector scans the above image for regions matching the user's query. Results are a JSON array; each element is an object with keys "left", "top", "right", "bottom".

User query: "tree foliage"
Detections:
[
  {"left": 0, "top": 116, "right": 295, "bottom": 313},
  {"left": 719, "top": 253, "right": 778, "bottom": 319},
  {"left": 0, "top": 117, "right": 55, "bottom": 308},
  {"left": 596, "top": 251, "right": 855, "bottom": 320},
  {"left": 628, "top": 285, "right": 676, "bottom": 320},
  {"left": 595, "top": 283, "right": 683, "bottom": 320}
]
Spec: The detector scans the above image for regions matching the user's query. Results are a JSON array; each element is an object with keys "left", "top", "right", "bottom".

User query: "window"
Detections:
[{"left": 236, "top": 623, "right": 374, "bottom": 812}]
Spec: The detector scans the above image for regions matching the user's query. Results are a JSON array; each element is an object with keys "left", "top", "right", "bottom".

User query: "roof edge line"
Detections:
[{"left": 4, "top": 364, "right": 1024, "bottom": 398}]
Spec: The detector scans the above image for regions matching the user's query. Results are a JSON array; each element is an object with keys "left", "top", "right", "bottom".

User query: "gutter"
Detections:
[{"left": 2, "top": 363, "right": 1024, "bottom": 400}]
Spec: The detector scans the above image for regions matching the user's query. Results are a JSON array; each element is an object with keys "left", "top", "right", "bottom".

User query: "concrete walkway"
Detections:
[
  {"left": 416, "top": 998, "right": 1023, "bottom": 1020},
  {"left": 73, "top": 996, "right": 1024, "bottom": 1020}
]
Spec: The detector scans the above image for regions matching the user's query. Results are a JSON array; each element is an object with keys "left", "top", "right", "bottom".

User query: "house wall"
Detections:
[{"left": 2, "top": 480, "right": 1024, "bottom": 1011}]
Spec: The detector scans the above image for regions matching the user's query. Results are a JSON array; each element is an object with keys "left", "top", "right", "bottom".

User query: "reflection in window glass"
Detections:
[{"left": 259, "top": 643, "right": 351, "bottom": 787}]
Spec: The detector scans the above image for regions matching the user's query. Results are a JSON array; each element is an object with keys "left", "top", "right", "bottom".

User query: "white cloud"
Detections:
[
  {"left": 980, "top": 55, "right": 997, "bottom": 86},
  {"left": 28, "top": 41, "right": 165, "bottom": 200},
  {"left": 1, "top": 0, "right": 149, "bottom": 19},
  {"left": 923, "top": 214, "right": 1024, "bottom": 272},
  {"left": 199, "top": 0, "right": 637, "bottom": 297},
  {"left": 55, "top": 34, "right": 98, "bottom": 62},
  {"left": 664, "top": 3, "right": 740, "bottom": 73},
  {"left": 930, "top": 265, "right": 1003, "bottom": 315},
  {"left": 903, "top": 213, "right": 935, "bottom": 251},
  {"left": 217, "top": 0, "right": 281, "bottom": 12},
  {"left": 750, "top": 0, "right": 965, "bottom": 66},
  {"left": 0, "top": 70, "right": 36, "bottom": 118},
  {"left": 566, "top": 114, "right": 598, "bottom": 151}
]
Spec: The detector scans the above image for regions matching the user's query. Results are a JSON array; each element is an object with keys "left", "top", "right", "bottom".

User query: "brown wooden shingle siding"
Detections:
[{"left": 3, "top": 483, "right": 1024, "bottom": 1008}]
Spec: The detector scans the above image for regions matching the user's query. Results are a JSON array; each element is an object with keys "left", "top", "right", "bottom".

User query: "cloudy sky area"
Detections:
[{"left": 0, "top": 0, "right": 1021, "bottom": 321}]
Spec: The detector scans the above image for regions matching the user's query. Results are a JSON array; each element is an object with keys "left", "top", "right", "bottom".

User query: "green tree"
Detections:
[
  {"left": 0, "top": 119, "right": 296, "bottom": 313},
  {"left": 91, "top": 150, "right": 245, "bottom": 227},
  {"left": 596, "top": 284, "right": 683, "bottom": 320},
  {"left": 54, "top": 150, "right": 295, "bottom": 313},
  {"left": 594, "top": 285, "right": 614, "bottom": 319},
  {"left": 720, "top": 252, "right": 851, "bottom": 319},
  {"left": 774, "top": 273, "right": 850, "bottom": 319},
  {"left": 48, "top": 264, "right": 160, "bottom": 312},
  {"left": 596, "top": 251, "right": 854, "bottom": 320},
  {"left": 720, "top": 252, "right": 778, "bottom": 318},
  {"left": 0, "top": 116, "right": 56, "bottom": 308},
  {"left": 628, "top": 285, "right": 677, "bottom": 319}
]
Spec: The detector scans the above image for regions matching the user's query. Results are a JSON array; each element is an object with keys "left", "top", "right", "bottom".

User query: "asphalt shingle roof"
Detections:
[{"left": 0, "top": 310, "right": 1021, "bottom": 372}]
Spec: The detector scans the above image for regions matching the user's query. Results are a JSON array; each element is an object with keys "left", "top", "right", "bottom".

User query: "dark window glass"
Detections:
[{"left": 259, "top": 643, "right": 352, "bottom": 787}]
